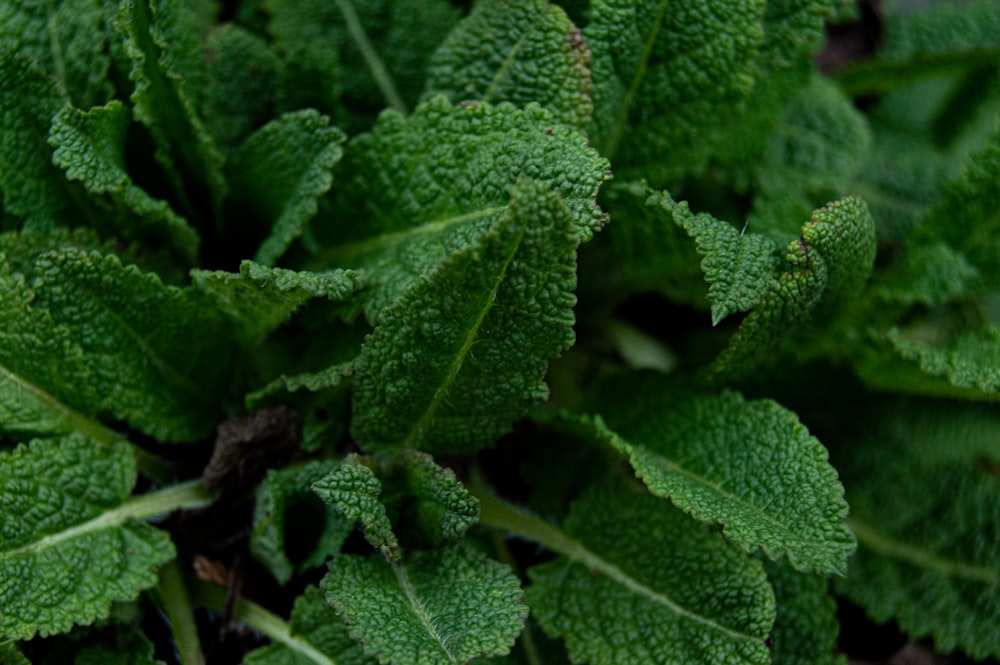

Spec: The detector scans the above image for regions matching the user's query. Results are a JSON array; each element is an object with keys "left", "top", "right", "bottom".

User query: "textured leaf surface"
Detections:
[
  {"left": 526, "top": 485, "right": 774, "bottom": 665},
  {"left": 398, "top": 451, "right": 479, "bottom": 546},
  {"left": 0, "top": 0, "right": 112, "bottom": 108},
  {"left": 227, "top": 110, "right": 346, "bottom": 265},
  {"left": 713, "top": 196, "right": 876, "bottom": 379},
  {"left": 191, "top": 260, "right": 363, "bottom": 344},
  {"left": 31, "top": 249, "right": 233, "bottom": 441},
  {"left": 351, "top": 179, "right": 578, "bottom": 454},
  {"left": 584, "top": 0, "right": 764, "bottom": 176},
  {"left": 424, "top": 0, "right": 592, "bottom": 129},
  {"left": 765, "top": 559, "right": 844, "bottom": 665},
  {"left": 836, "top": 401, "right": 1000, "bottom": 659},
  {"left": 47, "top": 101, "right": 200, "bottom": 264},
  {"left": 589, "top": 373, "right": 854, "bottom": 574},
  {"left": 115, "top": 0, "right": 225, "bottom": 218},
  {"left": 649, "top": 191, "right": 781, "bottom": 325},
  {"left": 322, "top": 546, "right": 527, "bottom": 665},
  {"left": 0, "top": 435, "right": 174, "bottom": 640},
  {"left": 0, "top": 258, "right": 100, "bottom": 438},
  {"left": 244, "top": 585, "right": 376, "bottom": 665},
  {"left": 251, "top": 460, "right": 351, "bottom": 584},
  {"left": 312, "top": 454, "right": 399, "bottom": 560},
  {"left": 885, "top": 326, "right": 1000, "bottom": 396},
  {"left": 246, "top": 361, "right": 355, "bottom": 410},
  {"left": 311, "top": 96, "right": 609, "bottom": 317}
]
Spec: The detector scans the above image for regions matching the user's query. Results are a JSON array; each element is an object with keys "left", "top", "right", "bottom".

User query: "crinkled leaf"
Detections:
[
  {"left": 424, "top": 0, "right": 592, "bottom": 130},
  {"left": 246, "top": 361, "right": 355, "bottom": 410},
  {"left": 0, "top": 0, "right": 113, "bottom": 108},
  {"left": 0, "top": 258, "right": 101, "bottom": 438},
  {"left": 47, "top": 101, "right": 200, "bottom": 265},
  {"left": 310, "top": 96, "right": 610, "bottom": 318},
  {"left": 399, "top": 451, "right": 479, "bottom": 547},
  {"left": 244, "top": 585, "right": 376, "bottom": 665},
  {"left": 322, "top": 546, "right": 527, "bottom": 665},
  {"left": 649, "top": 191, "right": 781, "bottom": 326},
  {"left": 191, "top": 260, "right": 363, "bottom": 344},
  {"left": 115, "top": 0, "right": 225, "bottom": 219},
  {"left": 226, "top": 110, "right": 346, "bottom": 265},
  {"left": 351, "top": 179, "right": 578, "bottom": 454},
  {"left": 764, "top": 559, "right": 845, "bottom": 665},
  {"left": 759, "top": 0, "right": 833, "bottom": 67},
  {"left": 584, "top": 0, "right": 764, "bottom": 177},
  {"left": 312, "top": 454, "right": 399, "bottom": 561},
  {"left": 252, "top": 460, "right": 352, "bottom": 585},
  {"left": 836, "top": 401, "right": 1000, "bottom": 660},
  {"left": 526, "top": 484, "right": 775, "bottom": 665},
  {"left": 885, "top": 326, "right": 1000, "bottom": 396},
  {"left": 712, "top": 196, "right": 876, "bottom": 379},
  {"left": 31, "top": 248, "right": 233, "bottom": 442},
  {"left": 587, "top": 373, "right": 854, "bottom": 574},
  {"left": 0, "top": 435, "right": 175, "bottom": 640}
]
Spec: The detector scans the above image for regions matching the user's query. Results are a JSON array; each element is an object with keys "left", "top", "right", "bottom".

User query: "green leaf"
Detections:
[
  {"left": 191, "top": 260, "right": 363, "bottom": 344},
  {"left": 648, "top": 191, "right": 782, "bottom": 326},
  {"left": 244, "top": 585, "right": 376, "bottom": 665},
  {"left": 587, "top": 374, "right": 855, "bottom": 574},
  {"left": 251, "top": 460, "right": 352, "bottom": 585},
  {"left": 398, "top": 451, "right": 479, "bottom": 547},
  {"left": 322, "top": 546, "right": 527, "bottom": 665},
  {"left": 226, "top": 110, "right": 346, "bottom": 265},
  {"left": 759, "top": 0, "right": 833, "bottom": 68},
  {"left": 47, "top": 101, "right": 200, "bottom": 265},
  {"left": 885, "top": 326, "right": 1000, "bottom": 396},
  {"left": 31, "top": 248, "right": 234, "bottom": 442},
  {"left": 712, "top": 196, "right": 876, "bottom": 379},
  {"left": 525, "top": 484, "right": 775, "bottom": 665},
  {"left": 836, "top": 400, "right": 1000, "bottom": 660},
  {"left": 424, "top": 0, "right": 593, "bottom": 130},
  {"left": 0, "top": 257, "right": 101, "bottom": 439},
  {"left": 351, "top": 179, "right": 579, "bottom": 454},
  {"left": 764, "top": 559, "right": 845, "bottom": 665},
  {"left": 246, "top": 361, "right": 355, "bottom": 410},
  {"left": 0, "top": 0, "right": 113, "bottom": 108},
  {"left": 312, "top": 454, "right": 400, "bottom": 561},
  {"left": 73, "top": 625, "right": 167, "bottom": 665},
  {"left": 115, "top": 0, "right": 226, "bottom": 220},
  {"left": 309, "top": 96, "right": 610, "bottom": 317},
  {"left": 584, "top": 0, "right": 764, "bottom": 176},
  {"left": 0, "top": 435, "right": 175, "bottom": 640}
]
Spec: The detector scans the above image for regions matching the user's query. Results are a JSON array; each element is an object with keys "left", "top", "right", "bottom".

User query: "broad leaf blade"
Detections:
[
  {"left": 765, "top": 559, "right": 845, "bottom": 665},
  {"left": 424, "top": 0, "right": 593, "bottom": 129},
  {"left": 588, "top": 374, "right": 855, "bottom": 574},
  {"left": 0, "top": 435, "right": 174, "bottom": 640},
  {"left": 526, "top": 484, "right": 775, "bottom": 665},
  {"left": 351, "top": 179, "right": 578, "bottom": 454},
  {"left": 398, "top": 451, "right": 479, "bottom": 547},
  {"left": 322, "top": 546, "right": 527, "bottom": 665}
]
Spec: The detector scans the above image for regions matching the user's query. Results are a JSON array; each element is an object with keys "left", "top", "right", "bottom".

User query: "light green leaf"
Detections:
[
  {"left": 244, "top": 585, "right": 376, "bottom": 665},
  {"left": 191, "top": 260, "right": 363, "bottom": 344},
  {"left": 312, "top": 454, "right": 399, "bottom": 561},
  {"left": 0, "top": 0, "right": 113, "bottom": 108},
  {"left": 424, "top": 0, "right": 593, "bottom": 130},
  {"left": 227, "top": 110, "right": 346, "bottom": 265},
  {"left": 836, "top": 401, "right": 1000, "bottom": 660},
  {"left": 0, "top": 435, "right": 175, "bottom": 640},
  {"left": 584, "top": 0, "right": 764, "bottom": 177},
  {"left": 399, "top": 451, "right": 479, "bottom": 546},
  {"left": 322, "top": 546, "right": 527, "bottom": 665},
  {"left": 309, "top": 96, "right": 610, "bottom": 318},
  {"left": 765, "top": 559, "right": 845, "bottom": 665},
  {"left": 885, "top": 326, "right": 1000, "bottom": 396},
  {"left": 525, "top": 484, "right": 775, "bottom": 665},
  {"left": 587, "top": 374, "right": 854, "bottom": 574},
  {"left": 252, "top": 460, "right": 352, "bottom": 585},
  {"left": 351, "top": 179, "right": 578, "bottom": 454},
  {"left": 648, "top": 191, "right": 781, "bottom": 325},
  {"left": 115, "top": 0, "right": 226, "bottom": 220},
  {"left": 47, "top": 101, "right": 200, "bottom": 265},
  {"left": 31, "top": 248, "right": 233, "bottom": 442}
]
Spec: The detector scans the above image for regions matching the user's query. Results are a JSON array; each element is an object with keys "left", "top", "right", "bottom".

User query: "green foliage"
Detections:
[{"left": 1, "top": 0, "right": 998, "bottom": 663}]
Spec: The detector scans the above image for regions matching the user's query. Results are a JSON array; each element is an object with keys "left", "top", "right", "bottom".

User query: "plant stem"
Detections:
[
  {"left": 333, "top": 0, "right": 407, "bottom": 115},
  {"left": 192, "top": 582, "right": 339, "bottom": 665},
  {"left": 158, "top": 560, "right": 205, "bottom": 665}
]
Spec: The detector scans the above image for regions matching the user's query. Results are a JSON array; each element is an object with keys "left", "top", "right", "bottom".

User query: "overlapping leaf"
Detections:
[
  {"left": 350, "top": 179, "right": 578, "bottom": 454},
  {"left": 0, "top": 435, "right": 174, "bottom": 640},
  {"left": 396, "top": 451, "right": 479, "bottom": 547},
  {"left": 765, "top": 559, "right": 845, "bottom": 665},
  {"left": 526, "top": 484, "right": 775, "bottom": 665}
]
